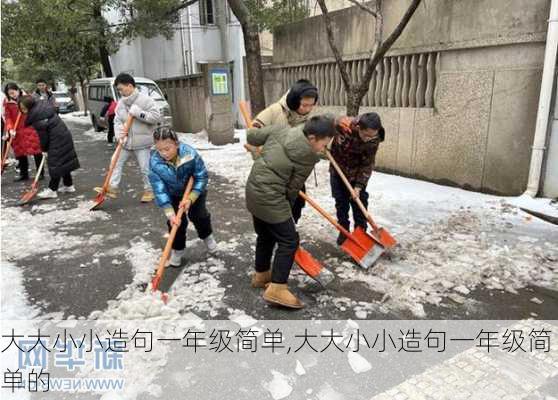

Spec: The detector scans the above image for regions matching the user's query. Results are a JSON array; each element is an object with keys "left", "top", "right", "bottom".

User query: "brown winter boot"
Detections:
[
  {"left": 141, "top": 190, "right": 154, "bottom": 203},
  {"left": 263, "top": 283, "right": 304, "bottom": 309},
  {"left": 251, "top": 270, "right": 272, "bottom": 289}
]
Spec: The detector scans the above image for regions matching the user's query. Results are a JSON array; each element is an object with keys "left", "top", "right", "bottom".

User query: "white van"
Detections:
[{"left": 87, "top": 77, "right": 173, "bottom": 132}]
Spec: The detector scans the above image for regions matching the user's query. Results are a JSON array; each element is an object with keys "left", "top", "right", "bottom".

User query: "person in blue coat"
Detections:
[{"left": 149, "top": 128, "right": 217, "bottom": 267}]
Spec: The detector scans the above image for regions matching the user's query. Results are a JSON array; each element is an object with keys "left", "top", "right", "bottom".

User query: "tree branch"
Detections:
[
  {"left": 316, "top": 0, "right": 352, "bottom": 92},
  {"left": 360, "top": 0, "right": 422, "bottom": 92},
  {"left": 346, "top": 0, "right": 379, "bottom": 19},
  {"left": 163, "top": 0, "right": 200, "bottom": 19}
]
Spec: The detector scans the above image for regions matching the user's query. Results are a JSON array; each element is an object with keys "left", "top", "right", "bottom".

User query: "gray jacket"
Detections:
[
  {"left": 32, "top": 90, "right": 57, "bottom": 109},
  {"left": 115, "top": 89, "right": 161, "bottom": 150}
]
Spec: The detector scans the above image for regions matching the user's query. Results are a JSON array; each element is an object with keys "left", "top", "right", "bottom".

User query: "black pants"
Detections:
[
  {"left": 253, "top": 216, "right": 299, "bottom": 284},
  {"left": 330, "top": 171, "right": 369, "bottom": 230},
  {"left": 167, "top": 191, "right": 213, "bottom": 251},
  {"left": 18, "top": 154, "right": 43, "bottom": 179},
  {"left": 291, "top": 184, "right": 306, "bottom": 224},
  {"left": 49, "top": 173, "right": 73, "bottom": 191},
  {"left": 107, "top": 115, "right": 115, "bottom": 143}
]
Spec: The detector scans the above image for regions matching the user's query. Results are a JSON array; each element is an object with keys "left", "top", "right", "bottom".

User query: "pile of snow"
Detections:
[{"left": 178, "top": 132, "right": 557, "bottom": 317}]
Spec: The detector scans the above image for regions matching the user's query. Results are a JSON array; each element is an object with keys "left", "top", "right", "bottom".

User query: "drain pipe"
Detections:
[{"left": 525, "top": 0, "right": 558, "bottom": 197}]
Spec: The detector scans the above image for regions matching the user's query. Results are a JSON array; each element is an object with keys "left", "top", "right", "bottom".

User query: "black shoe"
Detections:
[
  {"left": 336, "top": 232, "right": 347, "bottom": 246},
  {"left": 13, "top": 175, "right": 30, "bottom": 182}
]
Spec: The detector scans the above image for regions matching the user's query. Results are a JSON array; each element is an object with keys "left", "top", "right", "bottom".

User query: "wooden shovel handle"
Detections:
[
  {"left": 153, "top": 177, "right": 195, "bottom": 285},
  {"left": 239, "top": 101, "right": 253, "bottom": 128},
  {"left": 325, "top": 150, "right": 380, "bottom": 233},
  {"left": 31, "top": 154, "right": 47, "bottom": 189},
  {"left": 1, "top": 113, "right": 22, "bottom": 171},
  {"left": 100, "top": 115, "right": 133, "bottom": 192},
  {"left": 298, "top": 190, "right": 352, "bottom": 238}
]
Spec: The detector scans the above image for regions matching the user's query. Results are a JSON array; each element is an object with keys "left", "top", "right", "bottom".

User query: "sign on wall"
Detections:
[{"left": 210, "top": 69, "right": 229, "bottom": 96}]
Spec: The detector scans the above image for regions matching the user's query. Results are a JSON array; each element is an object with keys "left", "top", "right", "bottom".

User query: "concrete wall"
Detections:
[
  {"left": 157, "top": 75, "right": 206, "bottom": 133},
  {"left": 266, "top": 0, "right": 549, "bottom": 195}
]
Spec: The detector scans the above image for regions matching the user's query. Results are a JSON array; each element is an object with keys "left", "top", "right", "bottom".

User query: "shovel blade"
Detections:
[
  {"left": 294, "top": 247, "right": 334, "bottom": 287},
  {"left": 151, "top": 275, "right": 161, "bottom": 292},
  {"left": 377, "top": 227, "right": 397, "bottom": 248},
  {"left": 341, "top": 227, "right": 385, "bottom": 269},
  {"left": 294, "top": 247, "right": 322, "bottom": 277},
  {"left": 18, "top": 189, "right": 38, "bottom": 206},
  {"left": 90, "top": 193, "right": 105, "bottom": 211}
]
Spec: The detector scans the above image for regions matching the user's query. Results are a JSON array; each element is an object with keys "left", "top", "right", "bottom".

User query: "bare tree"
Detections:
[
  {"left": 316, "top": 0, "right": 422, "bottom": 116},
  {"left": 227, "top": 0, "right": 267, "bottom": 116}
]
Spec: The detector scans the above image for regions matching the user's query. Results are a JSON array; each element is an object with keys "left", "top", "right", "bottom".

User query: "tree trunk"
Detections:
[
  {"left": 227, "top": 0, "right": 266, "bottom": 116},
  {"left": 346, "top": 90, "right": 362, "bottom": 116},
  {"left": 319, "top": 0, "right": 422, "bottom": 116},
  {"left": 79, "top": 79, "right": 89, "bottom": 116},
  {"left": 68, "top": 82, "right": 79, "bottom": 110}
]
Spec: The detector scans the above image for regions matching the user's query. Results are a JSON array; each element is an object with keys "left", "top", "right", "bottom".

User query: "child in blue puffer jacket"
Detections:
[{"left": 149, "top": 128, "right": 217, "bottom": 267}]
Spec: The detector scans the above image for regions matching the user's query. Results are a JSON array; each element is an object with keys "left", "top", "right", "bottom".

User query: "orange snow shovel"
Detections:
[
  {"left": 238, "top": 101, "right": 333, "bottom": 286},
  {"left": 90, "top": 115, "right": 133, "bottom": 211},
  {"left": 18, "top": 154, "right": 47, "bottom": 205},
  {"left": 326, "top": 150, "right": 397, "bottom": 251},
  {"left": 1, "top": 113, "right": 22, "bottom": 174},
  {"left": 151, "top": 177, "right": 194, "bottom": 301},
  {"left": 298, "top": 191, "right": 383, "bottom": 269}
]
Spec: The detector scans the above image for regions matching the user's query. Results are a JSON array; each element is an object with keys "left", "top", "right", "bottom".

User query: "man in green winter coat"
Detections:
[{"left": 245, "top": 114, "right": 336, "bottom": 309}]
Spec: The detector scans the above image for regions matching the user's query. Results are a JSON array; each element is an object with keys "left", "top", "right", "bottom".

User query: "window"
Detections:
[
  {"left": 104, "top": 86, "right": 113, "bottom": 100},
  {"left": 89, "top": 86, "right": 102, "bottom": 101},
  {"left": 199, "top": 0, "right": 214, "bottom": 25},
  {"left": 97, "top": 86, "right": 105, "bottom": 101}
]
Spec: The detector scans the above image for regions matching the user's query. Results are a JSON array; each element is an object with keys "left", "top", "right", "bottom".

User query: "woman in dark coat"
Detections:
[{"left": 18, "top": 95, "right": 80, "bottom": 199}]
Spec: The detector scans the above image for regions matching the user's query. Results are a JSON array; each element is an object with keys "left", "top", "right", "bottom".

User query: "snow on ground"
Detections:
[
  {"left": 0, "top": 261, "right": 40, "bottom": 320},
  {"left": 81, "top": 126, "right": 107, "bottom": 141},
  {"left": 60, "top": 111, "right": 92, "bottom": 125},
  {"left": 179, "top": 130, "right": 558, "bottom": 317},
  {"left": 509, "top": 194, "right": 558, "bottom": 219},
  {"left": 1, "top": 198, "right": 110, "bottom": 262}
]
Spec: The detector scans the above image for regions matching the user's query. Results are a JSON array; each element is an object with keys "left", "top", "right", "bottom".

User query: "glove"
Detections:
[
  {"left": 335, "top": 116, "right": 352, "bottom": 135},
  {"left": 8, "top": 129, "right": 16, "bottom": 138}
]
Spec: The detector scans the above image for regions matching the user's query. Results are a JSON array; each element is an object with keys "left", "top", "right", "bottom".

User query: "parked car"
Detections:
[
  {"left": 52, "top": 91, "right": 76, "bottom": 114},
  {"left": 87, "top": 77, "right": 173, "bottom": 132}
]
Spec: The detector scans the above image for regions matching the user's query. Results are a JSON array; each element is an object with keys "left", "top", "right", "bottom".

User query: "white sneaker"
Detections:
[
  {"left": 204, "top": 235, "right": 218, "bottom": 254},
  {"left": 59, "top": 185, "right": 76, "bottom": 193},
  {"left": 169, "top": 249, "right": 184, "bottom": 267},
  {"left": 37, "top": 188, "right": 58, "bottom": 199}
]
